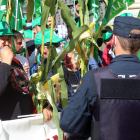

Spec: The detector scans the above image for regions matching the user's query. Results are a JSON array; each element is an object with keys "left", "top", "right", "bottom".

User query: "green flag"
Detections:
[
  {"left": 102, "top": 0, "right": 134, "bottom": 26},
  {"left": 19, "top": 0, "right": 25, "bottom": 5},
  {"left": 88, "top": 0, "right": 101, "bottom": 24},
  {"left": 11, "top": 0, "right": 27, "bottom": 57},
  {"left": 0, "top": 0, "right": 7, "bottom": 21},
  {"left": 34, "top": 0, "right": 42, "bottom": 17},
  {"left": 11, "top": 1, "right": 23, "bottom": 33},
  {"left": 109, "top": 0, "right": 134, "bottom": 21},
  {"left": 125, "top": 0, "right": 135, "bottom": 2},
  {"left": 138, "top": 10, "right": 140, "bottom": 19}
]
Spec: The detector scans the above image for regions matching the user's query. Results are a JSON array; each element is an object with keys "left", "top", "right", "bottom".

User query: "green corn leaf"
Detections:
[
  {"left": 93, "top": 26, "right": 105, "bottom": 41},
  {"left": 48, "top": 79, "right": 63, "bottom": 140},
  {"left": 90, "top": 38, "right": 99, "bottom": 47},
  {"left": 55, "top": 1, "right": 58, "bottom": 14},
  {"left": 41, "top": 0, "right": 54, "bottom": 33},
  {"left": 84, "top": 0, "right": 89, "bottom": 25},
  {"left": 53, "top": 25, "right": 88, "bottom": 64},
  {"left": 58, "top": 0, "right": 77, "bottom": 31},
  {"left": 94, "top": 45, "right": 98, "bottom": 63},
  {"left": 78, "top": 41, "right": 84, "bottom": 53},
  {"left": 78, "top": 0, "right": 84, "bottom": 9},
  {"left": 27, "top": 0, "right": 34, "bottom": 22},
  {"left": 101, "top": 0, "right": 113, "bottom": 26},
  {"left": 42, "top": 25, "right": 88, "bottom": 85},
  {"left": 78, "top": 0, "right": 84, "bottom": 26},
  {"left": 52, "top": 47, "right": 68, "bottom": 109},
  {"left": 32, "top": 83, "right": 39, "bottom": 111},
  {"left": 11, "top": 0, "right": 15, "bottom": 14},
  {"left": 50, "top": 0, "right": 56, "bottom": 16},
  {"left": 40, "top": 25, "right": 89, "bottom": 88}
]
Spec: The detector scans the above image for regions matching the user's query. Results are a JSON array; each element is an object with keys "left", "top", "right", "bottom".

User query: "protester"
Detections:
[
  {"left": 60, "top": 16, "right": 140, "bottom": 139},
  {"left": 24, "top": 29, "right": 35, "bottom": 67},
  {"left": 102, "top": 26, "right": 113, "bottom": 67},
  {"left": 0, "top": 21, "right": 32, "bottom": 120},
  {"left": 32, "top": 29, "right": 65, "bottom": 122},
  {"left": 12, "top": 29, "right": 30, "bottom": 78},
  {"left": 32, "top": 16, "right": 67, "bottom": 67},
  {"left": 62, "top": 48, "right": 81, "bottom": 96}
]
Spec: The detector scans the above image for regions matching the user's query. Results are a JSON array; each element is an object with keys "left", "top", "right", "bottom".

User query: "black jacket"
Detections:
[{"left": 0, "top": 62, "right": 32, "bottom": 120}]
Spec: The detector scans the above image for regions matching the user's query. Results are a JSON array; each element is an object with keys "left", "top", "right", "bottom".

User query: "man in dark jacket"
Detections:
[
  {"left": 60, "top": 16, "right": 140, "bottom": 140},
  {"left": 0, "top": 21, "right": 32, "bottom": 120}
]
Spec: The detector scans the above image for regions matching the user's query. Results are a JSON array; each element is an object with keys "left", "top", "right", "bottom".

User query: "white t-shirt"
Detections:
[{"left": 14, "top": 54, "right": 30, "bottom": 78}]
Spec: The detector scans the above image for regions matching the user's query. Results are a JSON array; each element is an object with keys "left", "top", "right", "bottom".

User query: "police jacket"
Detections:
[{"left": 60, "top": 54, "right": 140, "bottom": 139}]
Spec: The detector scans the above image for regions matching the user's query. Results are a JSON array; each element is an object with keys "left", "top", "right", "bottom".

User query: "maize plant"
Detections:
[{"left": 2, "top": 0, "right": 135, "bottom": 139}]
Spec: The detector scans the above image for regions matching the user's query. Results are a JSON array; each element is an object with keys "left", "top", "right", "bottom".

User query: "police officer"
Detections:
[{"left": 60, "top": 16, "right": 140, "bottom": 140}]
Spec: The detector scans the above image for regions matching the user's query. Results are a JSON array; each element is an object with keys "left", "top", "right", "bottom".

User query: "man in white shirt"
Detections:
[{"left": 12, "top": 29, "right": 30, "bottom": 78}]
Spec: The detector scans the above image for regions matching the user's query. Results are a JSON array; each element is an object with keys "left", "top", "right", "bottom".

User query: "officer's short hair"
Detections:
[
  {"left": 113, "top": 16, "right": 140, "bottom": 54},
  {"left": 117, "top": 29, "right": 140, "bottom": 54}
]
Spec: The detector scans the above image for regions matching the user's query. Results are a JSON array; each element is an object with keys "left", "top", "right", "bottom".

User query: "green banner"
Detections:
[
  {"left": 125, "top": 0, "right": 135, "bottom": 2},
  {"left": 34, "top": 0, "right": 42, "bottom": 16},
  {"left": 11, "top": 0, "right": 27, "bottom": 57},
  {"left": 109, "top": 0, "right": 134, "bottom": 21},
  {"left": 138, "top": 10, "right": 140, "bottom": 19},
  {"left": 0, "top": 0, "right": 7, "bottom": 21},
  {"left": 102, "top": 0, "right": 134, "bottom": 26},
  {"left": 88, "top": 0, "right": 101, "bottom": 24}
]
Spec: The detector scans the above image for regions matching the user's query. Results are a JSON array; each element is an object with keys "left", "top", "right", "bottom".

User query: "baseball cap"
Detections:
[
  {"left": 24, "top": 29, "right": 34, "bottom": 39},
  {"left": 120, "top": 13, "right": 133, "bottom": 17},
  {"left": 113, "top": 16, "right": 140, "bottom": 38},
  {"left": 102, "top": 26, "right": 113, "bottom": 41},
  {"left": 0, "top": 21, "right": 16, "bottom": 36},
  {"left": 32, "top": 17, "right": 41, "bottom": 28},
  {"left": 35, "top": 29, "right": 65, "bottom": 45}
]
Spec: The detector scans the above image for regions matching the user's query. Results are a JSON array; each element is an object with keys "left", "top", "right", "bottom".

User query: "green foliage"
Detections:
[
  {"left": 50, "top": 0, "right": 56, "bottom": 16},
  {"left": 27, "top": 0, "right": 34, "bottom": 22},
  {"left": 48, "top": 79, "right": 63, "bottom": 140},
  {"left": 84, "top": 0, "right": 89, "bottom": 25},
  {"left": 11, "top": 0, "right": 15, "bottom": 14},
  {"left": 41, "top": 0, "right": 55, "bottom": 33},
  {"left": 51, "top": 47, "right": 68, "bottom": 109},
  {"left": 58, "top": 0, "right": 77, "bottom": 31},
  {"left": 101, "top": 0, "right": 113, "bottom": 26}
]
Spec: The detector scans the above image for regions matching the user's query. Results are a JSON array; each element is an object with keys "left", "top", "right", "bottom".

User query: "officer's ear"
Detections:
[{"left": 112, "top": 34, "right": 116, "bottom": 47}]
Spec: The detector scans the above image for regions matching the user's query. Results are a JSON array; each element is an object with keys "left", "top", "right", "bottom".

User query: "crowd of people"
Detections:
[{"left": 1, "top": 0, "right": 140, "bottom": 140}]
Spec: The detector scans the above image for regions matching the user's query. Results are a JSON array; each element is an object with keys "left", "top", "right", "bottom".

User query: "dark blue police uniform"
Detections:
[{"left": 60, "top": 16, "right": 140, "bottom": 139}]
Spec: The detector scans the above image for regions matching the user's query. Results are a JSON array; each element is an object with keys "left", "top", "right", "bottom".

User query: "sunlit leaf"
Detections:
[
  {"left": 48, "top": 79, "right": 63, "bottom": 140},
  {"left": 27, "top": 0, "right": 34, "bottom": 22},
  {"left": 84, "top": 0, "right": 89, "bottom": 25},
  {"left": 58, "top": 0, "right": 77, "bottom": 31},
  {"left": 41, "top": 0, "right": 54, "bottom": 33},
  {"left": 50, "top": 0, "right": 56, "bottom": 16}
]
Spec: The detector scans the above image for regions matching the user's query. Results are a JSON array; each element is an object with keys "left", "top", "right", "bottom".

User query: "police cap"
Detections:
[{"left": 113, "top": 16, "right": 140, "bottom": 38}]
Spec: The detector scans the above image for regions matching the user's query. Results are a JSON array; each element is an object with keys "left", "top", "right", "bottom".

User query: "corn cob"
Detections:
[{"left": 44, "top": 73, "right": 59, "bottom": 90}]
